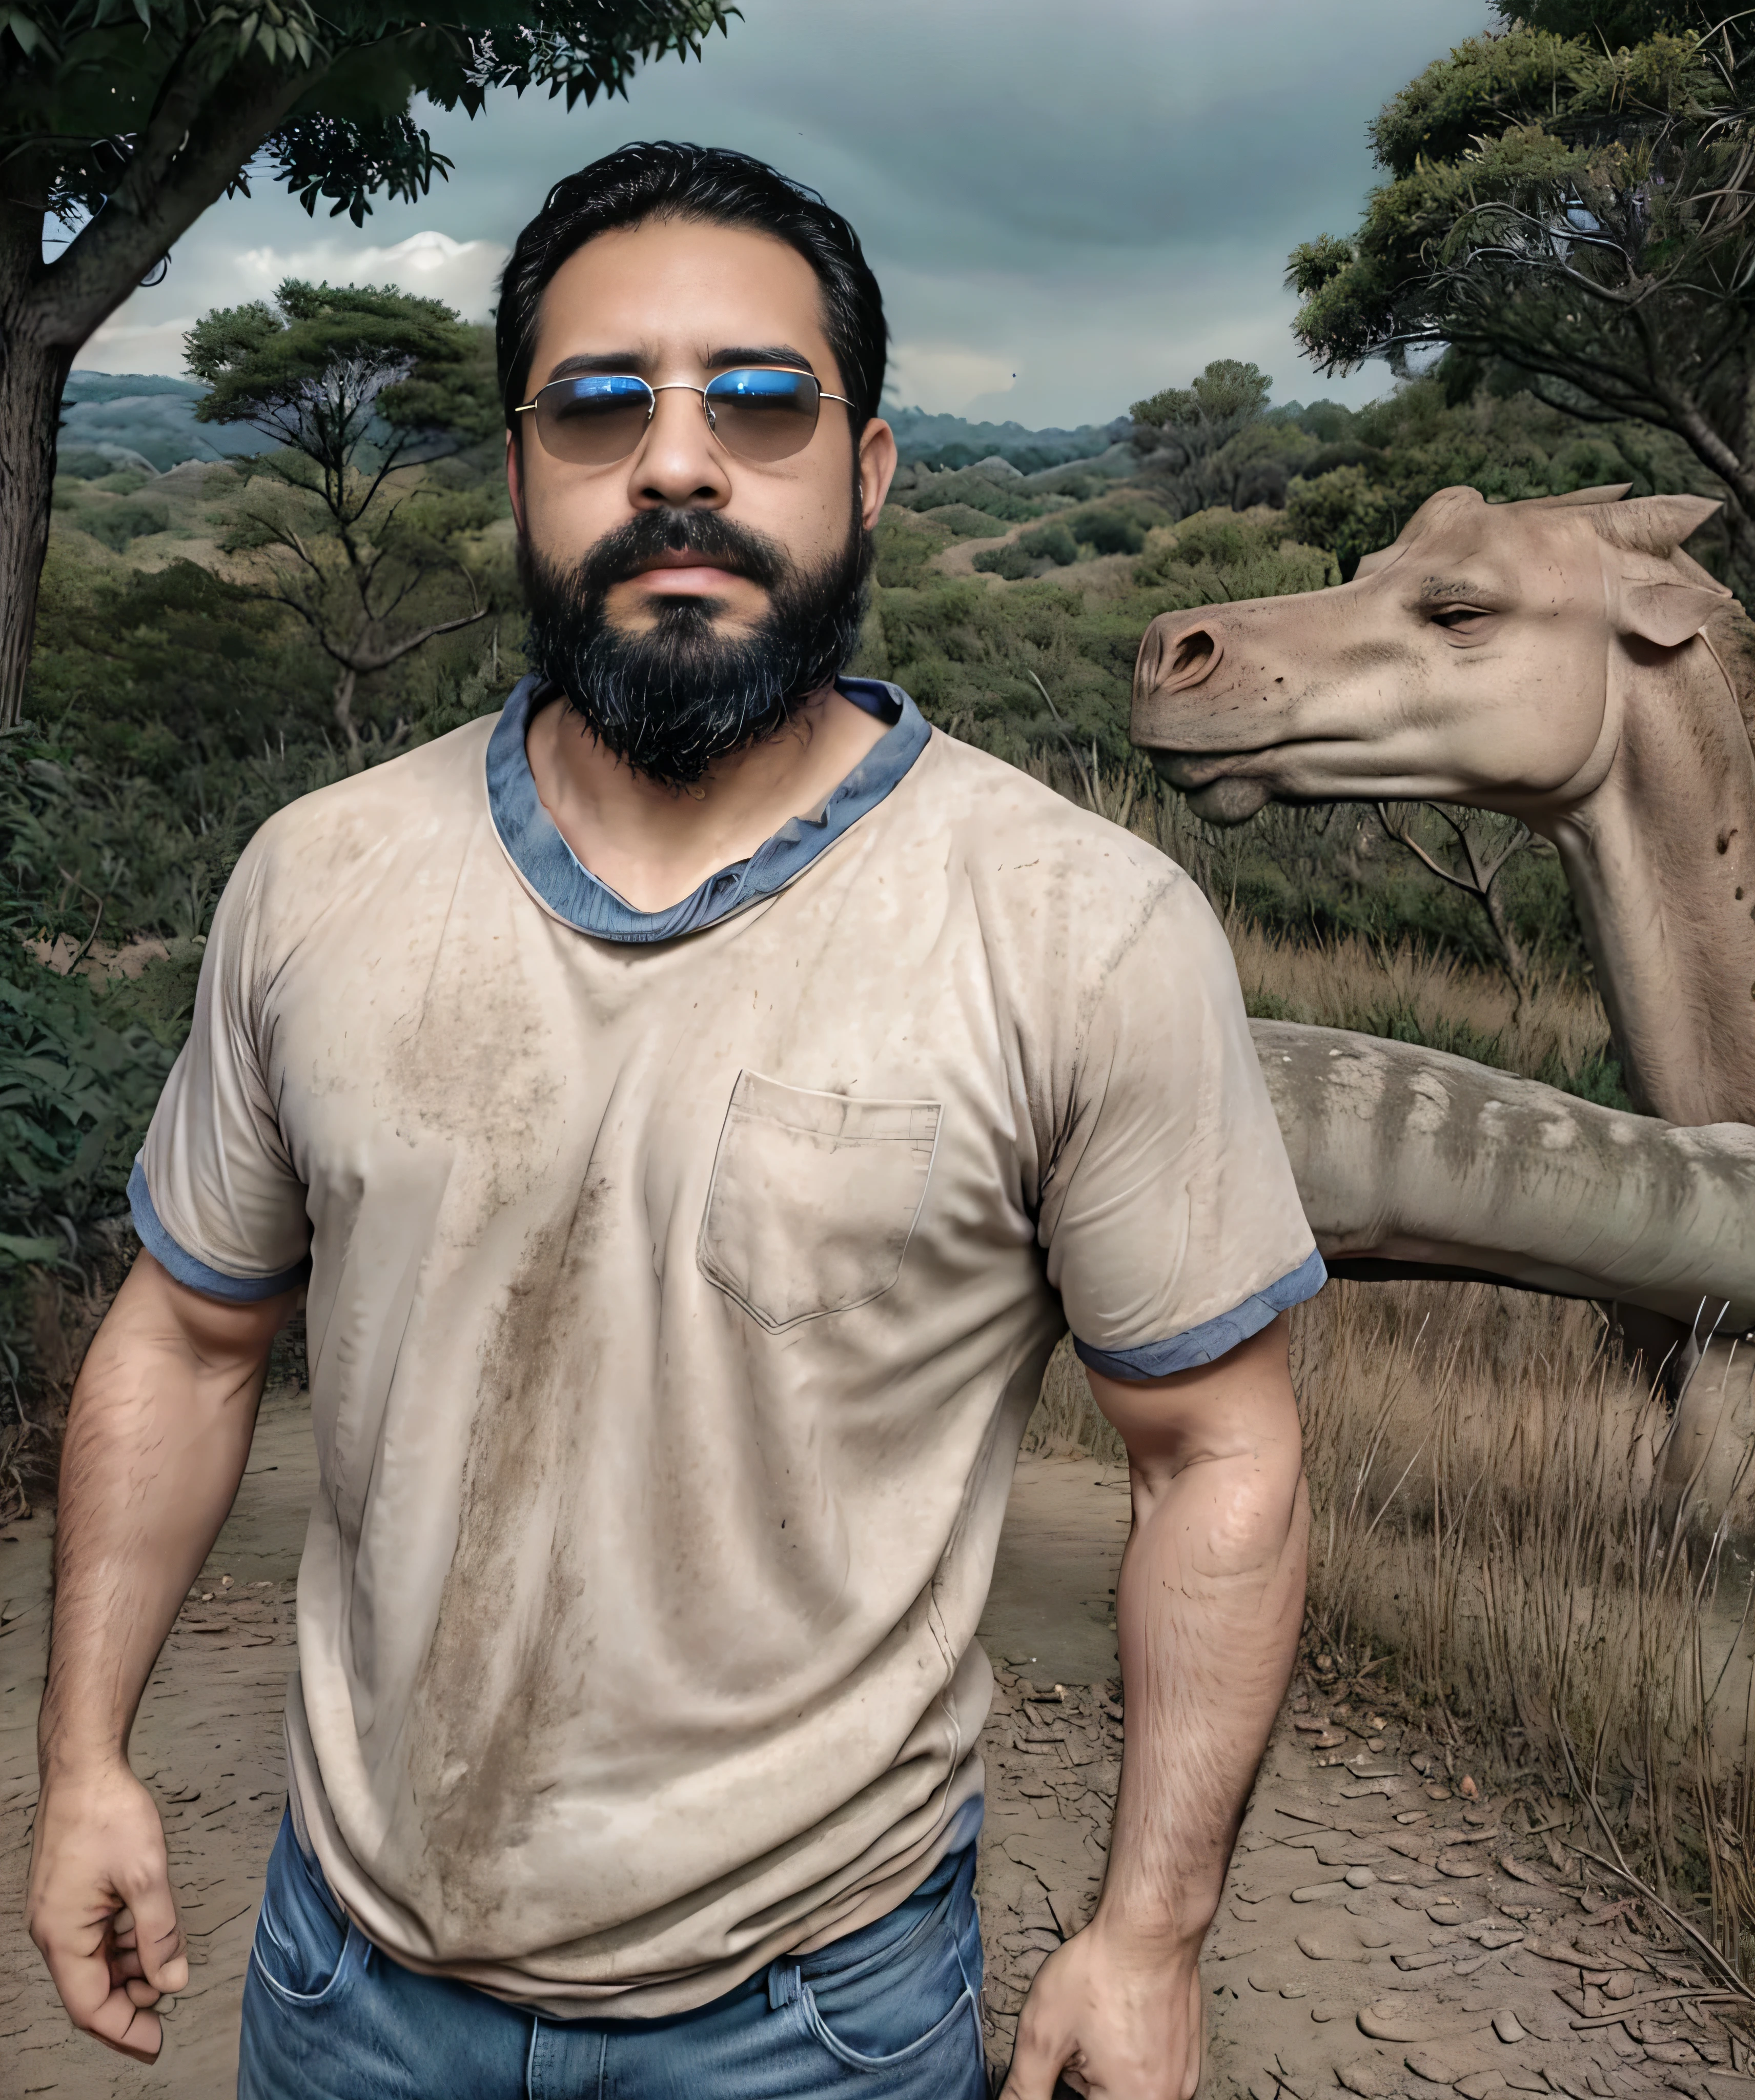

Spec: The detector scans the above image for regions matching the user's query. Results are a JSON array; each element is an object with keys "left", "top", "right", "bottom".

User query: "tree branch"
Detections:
[{"left": 22, "top": 43, "right": 331, "bottom": 351}]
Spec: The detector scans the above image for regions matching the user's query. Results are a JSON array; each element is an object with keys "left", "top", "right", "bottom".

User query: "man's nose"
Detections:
[{"left": 629, "top": 388, "right": 730, "bottom": 511}]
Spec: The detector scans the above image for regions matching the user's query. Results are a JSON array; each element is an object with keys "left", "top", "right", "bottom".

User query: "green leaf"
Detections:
[{"left": 0, "top": 1234, "right": 66, "bottom": 1267}]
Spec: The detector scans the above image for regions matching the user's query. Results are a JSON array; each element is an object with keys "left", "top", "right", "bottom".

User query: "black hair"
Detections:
[{"left": 496, "top": 142, "right": 888, "bottom": 431}]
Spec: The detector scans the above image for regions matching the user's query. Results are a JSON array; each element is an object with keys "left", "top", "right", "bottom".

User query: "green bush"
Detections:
[
  {"left": 873, "top": 510, "right": 945, "bottom": 588},
  {"left": 1133, "top": 508, "right": 1339, "bottom": 600},
  {"left": 1074, "top": 507, "right": 1147, "bottom": 555},
  {"left": 894, "top": 468, "right": 1047, "bottom": 525},
  {"left": 1022, "top": 520, "right": 1079, "bottom": 566},
  {"left": 54, "top": 448, "right": 117, "bottom": 481},
  {"left": 913, "top": 503, "right": 1013, "bottom": 540},
  {"left": 80, "top": 498, "right": 172, "bottom": 552},
  {"left": 971, "top": 542, "right": 1038, "bottom": 580}
]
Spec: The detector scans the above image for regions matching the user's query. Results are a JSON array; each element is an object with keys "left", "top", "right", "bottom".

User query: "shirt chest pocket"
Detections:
[{"left": 698, "top": 1072, "right": 942, "bottom": 1332}]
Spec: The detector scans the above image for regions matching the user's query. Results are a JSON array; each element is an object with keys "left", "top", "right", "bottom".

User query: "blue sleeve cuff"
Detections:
[
  {"left": 128, "top": 1158, "right": 308, "bottom": 1303},
  {"left": 1072, "top": 1246, "right": 1327, "bottom": 1382}
]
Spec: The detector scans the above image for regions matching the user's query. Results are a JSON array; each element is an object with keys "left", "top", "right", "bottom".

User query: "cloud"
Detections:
[
  {"left": 71, "top": 0, "right": 1493, "bottom": 419},
  {"left": 887, "top": 344, "right": 1018, "bottom": 418},
  {"left": 83, "top": 231, "right": 508, "bottom": 376}
]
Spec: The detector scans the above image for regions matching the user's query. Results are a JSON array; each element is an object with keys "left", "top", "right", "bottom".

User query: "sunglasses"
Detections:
[{"left": 514, "top": 367, "right": 854, "bottom": 467}]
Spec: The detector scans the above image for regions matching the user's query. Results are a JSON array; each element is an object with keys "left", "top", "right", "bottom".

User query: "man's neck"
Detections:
[{"left": 524, "top": 683, "right": 892, "bottom": 915}]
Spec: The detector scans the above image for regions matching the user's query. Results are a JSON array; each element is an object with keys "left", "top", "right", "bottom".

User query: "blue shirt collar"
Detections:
[{"left": 485, "top": 674, "right": 931, "bottom": 944}]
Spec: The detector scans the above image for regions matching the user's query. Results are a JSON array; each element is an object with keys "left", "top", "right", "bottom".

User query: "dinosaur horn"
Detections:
[{"left": 1589, "top": 493, "right": 1725, "bottom": 555}]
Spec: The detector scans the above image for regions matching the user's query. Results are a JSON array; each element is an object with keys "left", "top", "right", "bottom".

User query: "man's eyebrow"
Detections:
[
  {"left": 704, "top": 345, "right": 818, "bottom": 375},
  {"left": 541, "top": 351, "right": 654, "bottom": 383},
  {"left": 1416, "top": 576, "right": 1488, "bottom": 602}
]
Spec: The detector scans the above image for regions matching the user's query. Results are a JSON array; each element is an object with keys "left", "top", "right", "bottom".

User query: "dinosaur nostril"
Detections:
[{"left": 1165, "top": 624, "right": 1220, "bottom": 688}]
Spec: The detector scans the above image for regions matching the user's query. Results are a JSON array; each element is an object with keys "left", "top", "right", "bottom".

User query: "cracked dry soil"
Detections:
[{"left": 4, "top": 1387, "right": 1750, "bottom": 2098}]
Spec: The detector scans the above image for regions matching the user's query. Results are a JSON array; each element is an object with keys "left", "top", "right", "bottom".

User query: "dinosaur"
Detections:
[
  {"left": 1129, "top": 486, "right": 1755, "bottom": 1527},
  {"left": 1131, "top": 485, "right": 1755, "bottom": 1130},
  {"left": 1255, "top": 1022, "right": 1754, "bottom": 1335}
]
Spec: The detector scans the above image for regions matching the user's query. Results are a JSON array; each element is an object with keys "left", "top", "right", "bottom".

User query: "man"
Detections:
[{"left": 28, "top": 143, "right": 1320, "bottom": 2099}]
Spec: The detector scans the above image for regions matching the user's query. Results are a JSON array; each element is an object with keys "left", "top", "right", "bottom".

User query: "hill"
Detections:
[{"left": 57, "top": 372, "right": 276, "bottom": 477}]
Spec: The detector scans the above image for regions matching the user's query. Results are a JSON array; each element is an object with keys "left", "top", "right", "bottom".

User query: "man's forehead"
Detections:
[{"left": 535, "top": 218, "right": 829, "bottom": 355}]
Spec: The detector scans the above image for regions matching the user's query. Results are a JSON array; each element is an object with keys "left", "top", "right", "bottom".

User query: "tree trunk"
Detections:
[
  {"left": 332, "top": 665, "right": 360, "bottom": 753},
  {"left": 0, "top": 214, "right": 72, "bottom": 732}
]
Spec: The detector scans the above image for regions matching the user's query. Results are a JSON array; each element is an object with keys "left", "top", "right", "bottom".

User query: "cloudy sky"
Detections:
[{"left": 80, "top": 0, "right": 1492, "bottom": 428}]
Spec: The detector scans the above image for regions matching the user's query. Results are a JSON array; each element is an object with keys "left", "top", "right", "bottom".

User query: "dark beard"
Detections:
[{"left": 519, "top": 502, "right": 873, "bottom": 790}]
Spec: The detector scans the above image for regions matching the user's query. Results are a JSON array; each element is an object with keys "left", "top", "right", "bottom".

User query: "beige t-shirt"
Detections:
[{"left": 133, "top": 679, "right": 1320, "bottom": 2017}]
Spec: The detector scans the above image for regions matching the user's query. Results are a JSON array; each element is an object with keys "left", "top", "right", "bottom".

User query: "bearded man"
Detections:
[{"left": 27, "top": 144, "right": 1321, "bottom": 2100}]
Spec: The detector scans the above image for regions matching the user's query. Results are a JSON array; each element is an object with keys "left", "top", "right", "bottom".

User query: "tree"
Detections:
[
  {"left": 1374, "top": 801, "right": 1543, "bottom": 1012},
  {"left": 187, "top": 278, "right": 499, "bottom": 750},
  {"left": 0, "top": 2, "right": 739, "bottom": 730},
  {"left": 1287, "top": 3, "right": 1755, "bottom": 590}
]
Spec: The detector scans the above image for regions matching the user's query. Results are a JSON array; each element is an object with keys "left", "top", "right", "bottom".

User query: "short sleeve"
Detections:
[
  {"left": 1040, "top": 873, "right": 1323, "bottom": 1379},
  {"left": 131, "top": 835, "right": 310, "bottom": 1301}
]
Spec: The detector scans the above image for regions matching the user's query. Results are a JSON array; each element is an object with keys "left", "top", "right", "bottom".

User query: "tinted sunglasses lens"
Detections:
[
  {"left": 704, "top": 369, "right": 822, "bottom": 461},
  {"left": 535, "top": 375, "right": 653, "bottom": 463}
]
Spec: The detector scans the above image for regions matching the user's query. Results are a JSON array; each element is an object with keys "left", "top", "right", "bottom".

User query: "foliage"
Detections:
[
  {"left": 0, "top": 2, "right": 741, "bottom": 735},
  {"left": 187, "top": 281, "right": 497, "bottom": 490},
  {"left": 1281, "top": 374, "right": 1717, "bottom": 578},
  {"left": 187, "top": 282, "right": 509, "bottom": 747},
  {"left": 1, "top": 3, "right": 739, "bottom": 231},
  {"left": 890, "top": 465, "right": 1049, "bottom": 527},
  {"left": 1288, "top": 6, "right": 1755, "bottom": 589},
  {"left": 1131, "top": 357, "right": 1273, "bottom": 439}
]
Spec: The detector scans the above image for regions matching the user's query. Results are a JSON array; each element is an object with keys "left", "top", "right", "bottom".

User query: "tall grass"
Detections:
[
  {"left": 1296, "top": 1279, "right": 1755, "bottom": 1976},
  {"left": 1028, "top": 1279, "right": 1755, "bottom": 1977}
]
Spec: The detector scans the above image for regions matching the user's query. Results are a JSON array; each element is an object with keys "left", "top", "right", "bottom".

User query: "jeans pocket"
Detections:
[
  {"left": 251, "top": 1813, "right": 360, "bottom": 2007},
  {"left": 800, "top": 1980, "right": 977, "bottom": 2073},
  {"left": 793, "top": 1859, "right": 983, "bottom": 2071}
]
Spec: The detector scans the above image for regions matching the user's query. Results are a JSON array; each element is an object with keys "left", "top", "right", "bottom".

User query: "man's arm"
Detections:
[
  {"left": 27, "top": 1250, "right": 297, "bottom": 2063},
  {"left": 1002, "top": 1314, "right": 1308, "bottom": 2100}
]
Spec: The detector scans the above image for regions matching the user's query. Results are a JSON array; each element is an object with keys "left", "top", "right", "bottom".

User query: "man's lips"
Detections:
[{"left": 622, "top": 549, "right": 751, "bottom": 594}]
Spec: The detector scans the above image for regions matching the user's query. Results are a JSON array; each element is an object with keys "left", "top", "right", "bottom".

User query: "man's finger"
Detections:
[
  {"left": 116, "top": 1865, "right": 188, "bottom": 1994},
  {"left": 77, "top": 1987, "right": 165, "bottom": 2063},
  {"left": 999, "top": 2030, "right": 1081, "bottom": 2100},
  {"left": 38, "top": 1929, "right": 166, "bottom": 2064}
]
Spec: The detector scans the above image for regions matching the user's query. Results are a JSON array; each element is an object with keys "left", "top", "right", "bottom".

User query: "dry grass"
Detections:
[
  {"left": 1223, "top": 917, "right": 1613, "bottom": 1086},
  {"left": 1026, "top": 1280, "right": 1755, "bottom": 1974},
  {"left": 1296, "top": 1278, "right": 1755, "bottom": 1971}
]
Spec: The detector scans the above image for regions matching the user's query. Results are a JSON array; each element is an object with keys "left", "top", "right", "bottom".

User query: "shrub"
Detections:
[
  {"left": 893, "top": 468, "right": 1046, "bottom": 524},
  {"left": 80, "top": 498, "right": 172, "bottom": 552},
  {"left": 873, "top": 509, "right": 945, "bottom": 588},
  {"left": 1132, "top": 507, "right": 1339, "bottom": 601},
  {"left": 1022, "top": 520, "right": 1079, "bottom": 566},
  {"left": 54, "top": 448, "right": 118, "bottom": 481},
  {"left": 971, "top": 542, "right": 1039, "bottom": 580},
  {"left": 1073, "top": 507, "right": 1146, "bottom": 556},
  {"left": 911, "top": 502, "right": 1013, "bottom": 540}
]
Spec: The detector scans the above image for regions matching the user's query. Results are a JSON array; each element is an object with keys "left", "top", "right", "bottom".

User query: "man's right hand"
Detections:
[
  {"left": 28, "top": 1761, "right": 190, "bottom": 2061},
  {"left": 27, "top": 1249, "right": 293, "bottom": 2058}
]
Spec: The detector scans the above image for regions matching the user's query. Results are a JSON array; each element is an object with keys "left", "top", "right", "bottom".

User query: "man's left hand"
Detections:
[{"left": 999, "top": 1919, "right": 1203, "bottom": 2098}]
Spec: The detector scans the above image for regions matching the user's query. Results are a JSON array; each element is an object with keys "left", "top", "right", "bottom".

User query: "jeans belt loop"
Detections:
[{"left": 766, "top": 1957, "right": 803, "bottom": 2012}]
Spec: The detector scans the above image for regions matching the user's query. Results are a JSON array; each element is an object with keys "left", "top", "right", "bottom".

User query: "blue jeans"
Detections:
[{"left": 238, "top": 1812, "right": 988, "bottom": 2098}]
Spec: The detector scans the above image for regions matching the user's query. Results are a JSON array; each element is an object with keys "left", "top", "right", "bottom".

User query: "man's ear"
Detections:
[
  {"left": 505, "top": 428, "right": 526, "bottom": 538},
  {"left": 858, "top": 418, "right": 897, "bottom": 529}
]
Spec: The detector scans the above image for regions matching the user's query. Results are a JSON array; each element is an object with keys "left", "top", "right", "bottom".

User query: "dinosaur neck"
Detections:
[{"left": 1545, "top": 631, "right": 1755, "bottom": 1126}]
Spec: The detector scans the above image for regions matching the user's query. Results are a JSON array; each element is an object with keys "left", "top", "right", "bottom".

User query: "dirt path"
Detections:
[{"left": 4, "top": 1397, "right": 1745, "bottom": 2098}]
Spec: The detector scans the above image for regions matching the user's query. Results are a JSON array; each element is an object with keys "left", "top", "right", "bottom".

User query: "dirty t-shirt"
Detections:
[{"left": 132, "top": 676, "right": 1322, "bottom": 2017}]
